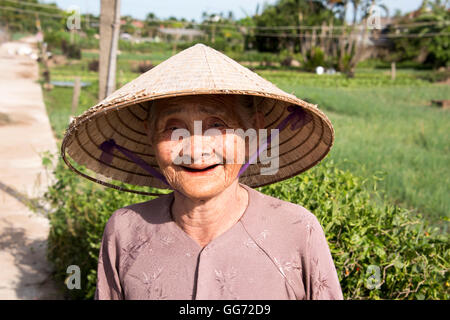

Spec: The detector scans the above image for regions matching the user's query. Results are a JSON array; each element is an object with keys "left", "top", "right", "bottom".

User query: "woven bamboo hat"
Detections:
[{"left": 61, "top": 43, "right": 334, "bottom": 196}]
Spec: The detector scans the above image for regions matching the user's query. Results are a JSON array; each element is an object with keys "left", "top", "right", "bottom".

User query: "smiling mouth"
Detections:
[{"left": 180, "top": 164, "right": 221, "bottom": 173}]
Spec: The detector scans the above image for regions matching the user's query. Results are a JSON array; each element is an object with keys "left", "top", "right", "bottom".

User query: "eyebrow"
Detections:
[
  {"left": 157, "top": 106, "right": 184, "bottom": 118},
  {"left": 198, "top": 105, "right": 228, "bottom": 118}
]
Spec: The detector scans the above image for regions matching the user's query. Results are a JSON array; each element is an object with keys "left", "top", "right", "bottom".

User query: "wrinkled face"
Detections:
[{"left": 144, "top": 96, "right": 260, "bottom": 200}]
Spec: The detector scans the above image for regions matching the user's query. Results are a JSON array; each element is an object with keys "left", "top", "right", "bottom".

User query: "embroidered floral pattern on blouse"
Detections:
[
  {"left": 312, "top": 270, "right": 330, "bottom": 300},
  {"left": 159, "top": 233, "right": 174, "bottom": 246},
  {"left": 244, "top": 237, "right": 258, "bottom": 248},
  {"left": 141, "top": 267, "right": 167, "bottom": 300},
  {"left": 257, "top": 229, "right": 270, "bottom": 241},
  {"left": 269, "top": 202, "right": 282, "bottom": 209},
  {"left": 120, "top": 237, "right": 150, "bottom": 275},
  {"left": 312, "top": 257, "right": 319, "bottom": 268},
  {"left": 274, "top": 253, "right": 302, "bottom": 278},
  {"left": 243, "top": 229, "right": 269, "bottom": 249},
  {"left": 214, "top": 267, "right": 238, "bottom": 299}
]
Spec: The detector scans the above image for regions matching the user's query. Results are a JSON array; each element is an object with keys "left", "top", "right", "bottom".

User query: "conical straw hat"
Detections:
[{"left": 61, "top": 43, "right": 334, "bottom": 196}]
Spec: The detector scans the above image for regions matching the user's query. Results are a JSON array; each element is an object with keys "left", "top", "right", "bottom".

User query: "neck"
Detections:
[{"left": 171, "top": 180, "right": 249, "bottom": 248}]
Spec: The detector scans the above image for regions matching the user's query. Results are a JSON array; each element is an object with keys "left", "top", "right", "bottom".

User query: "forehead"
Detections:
[{"left": 154, "top": 97, "right": 238, "bottom": 120}]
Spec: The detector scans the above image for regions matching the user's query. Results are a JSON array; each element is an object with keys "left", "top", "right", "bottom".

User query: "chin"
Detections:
[
  {"left": 176, "top": 182, "right": 225, "bottom": 200},
  {"left": 162, "top": 164, "right": 240, "bottom": 200}
]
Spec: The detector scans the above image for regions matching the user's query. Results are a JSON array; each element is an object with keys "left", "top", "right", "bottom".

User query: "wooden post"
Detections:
[
  {"left": 105, "top": 0, "right": 121, "bottom": 98},
  {"left": 99, "top": 0, "right": 121, "bottom": 101},
  {"left": 71, "top": 77, "right": 81, "bottom": 116},
  {"left": 41, "top": 42, "right": 52, "bottom": 90},
  {"left": 391, "top": 62, "right": 396, "bottom": 81}
]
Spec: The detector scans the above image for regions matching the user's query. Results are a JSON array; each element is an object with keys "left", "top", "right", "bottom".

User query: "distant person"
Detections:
[{"left": 61, "top": 43, "right": 343, "bottom": 300}]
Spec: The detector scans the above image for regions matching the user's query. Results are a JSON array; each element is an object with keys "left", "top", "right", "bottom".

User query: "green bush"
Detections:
[
  {"left": 44, "top": 30, "right": 69, "bottom": 51},
  {"left": 41, "top": 153, "right": 448, "bottom": 300},
  {"left": 61, "top": 39, "right": 81, "bottom": 59},
  {"left": 258, "top": 163, "right": 449, "bottom": 300},
  {"left": 303, "top": 46, "right": 327, "bottom": 71},
  {"left": 41, "top": 152, "right": 156, "bottom": 299}
]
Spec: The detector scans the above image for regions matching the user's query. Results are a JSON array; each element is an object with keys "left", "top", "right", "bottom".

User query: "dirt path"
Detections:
[{"left": 0, "top": 37, "right": 62, "bottom": 299}]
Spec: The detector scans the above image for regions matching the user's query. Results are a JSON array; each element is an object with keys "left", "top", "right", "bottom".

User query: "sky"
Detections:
[{"left": 41, "top": 0, "right": 424, "bottom": 22}]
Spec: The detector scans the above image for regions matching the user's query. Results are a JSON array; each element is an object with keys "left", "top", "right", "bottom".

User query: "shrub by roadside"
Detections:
[{"left": 40, "top": 153, "right": 448, "bottom": 300}]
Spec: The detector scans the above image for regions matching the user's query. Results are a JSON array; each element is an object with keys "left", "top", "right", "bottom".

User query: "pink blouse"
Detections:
[{"left": 95, "top": 183, "right": 343, "bottom": 300}]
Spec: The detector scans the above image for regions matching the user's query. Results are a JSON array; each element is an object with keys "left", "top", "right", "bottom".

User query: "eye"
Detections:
[
  {"left": 163, "top": 119, "right": 186, "bottom": 132},
  {"left": 207, "top": 117, "right": 227, "bottom": 129}
]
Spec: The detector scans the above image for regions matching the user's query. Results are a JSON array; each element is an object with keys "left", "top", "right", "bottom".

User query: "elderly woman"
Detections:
[{"left": 61, "top": 44, "right": 343, "bottom": 300}]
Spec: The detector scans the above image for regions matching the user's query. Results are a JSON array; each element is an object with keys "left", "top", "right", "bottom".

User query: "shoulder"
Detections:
[
  {"left": 102, "top": 192, "right": 173, "bottom": 242},
  {"left": 243, "top": 185, "right": 323, "bottom": 246},
  {"left": 247, "top": 186, "right": 320, "bottom": 227}
]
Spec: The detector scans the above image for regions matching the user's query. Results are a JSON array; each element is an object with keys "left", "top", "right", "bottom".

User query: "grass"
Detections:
[{"left": 41, "top": 50, "right": 450, "bottom": 232}]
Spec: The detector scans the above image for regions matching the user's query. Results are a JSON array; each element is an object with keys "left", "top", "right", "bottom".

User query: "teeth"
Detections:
[{"left": 182, "top": 164, "right": 218, "bottom": 172}]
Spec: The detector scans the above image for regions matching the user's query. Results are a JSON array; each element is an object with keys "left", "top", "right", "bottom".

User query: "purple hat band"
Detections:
[
  {"left": 99, "top": 139, "right": 171, "bottom": 187},
  {"left": 237, "top": 105, "right": 312, "bottom": 178}
]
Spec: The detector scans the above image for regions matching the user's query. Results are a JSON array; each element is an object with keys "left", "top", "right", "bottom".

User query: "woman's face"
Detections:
[{"left": 144, "top": 96, "right": 257, "bottom": 200}]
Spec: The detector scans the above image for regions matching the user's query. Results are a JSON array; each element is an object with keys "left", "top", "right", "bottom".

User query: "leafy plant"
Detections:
[
  {"left": 41, "top": 152, "right": 158, "bottom": 299},
  {"left": 258, "top": 160, "right": 449, "bottom": 300}
]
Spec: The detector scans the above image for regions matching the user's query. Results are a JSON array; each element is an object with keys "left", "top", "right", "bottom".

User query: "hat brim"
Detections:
[
  {"left": 61, "top": 44, "right": 334, "bottom": 195},
  {"left": 62, "top": 91, "right": 333, "bottom": 195}
]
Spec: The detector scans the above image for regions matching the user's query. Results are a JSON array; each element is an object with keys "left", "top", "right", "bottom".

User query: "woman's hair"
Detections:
[{"left": 144, "top": 94, "right": 265, "bottom": 132}]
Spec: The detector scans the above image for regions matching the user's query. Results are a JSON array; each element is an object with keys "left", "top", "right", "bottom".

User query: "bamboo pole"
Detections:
[{"left": 391, "top": 62, "right": 396, "bottom": 81}]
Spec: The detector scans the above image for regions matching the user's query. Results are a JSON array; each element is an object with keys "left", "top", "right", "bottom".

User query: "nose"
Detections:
[{"left": 179, "top": 134, "right": 214, "bottom": 165}]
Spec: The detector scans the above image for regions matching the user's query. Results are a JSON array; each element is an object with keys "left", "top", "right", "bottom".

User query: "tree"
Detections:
[
  {"left": 252, "top": 0, "right": 337, "bottom": 52},
  {"left": 389, "top": 0, "right": 450, "bottom": 68}
]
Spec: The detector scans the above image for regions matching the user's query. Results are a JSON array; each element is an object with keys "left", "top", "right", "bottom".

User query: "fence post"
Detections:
[
  {"left": 69, "top": 77, "right": 81, "bottom": 124},
  {"left": 391, "top": 62, "right": 396, "bottom": 81}
]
